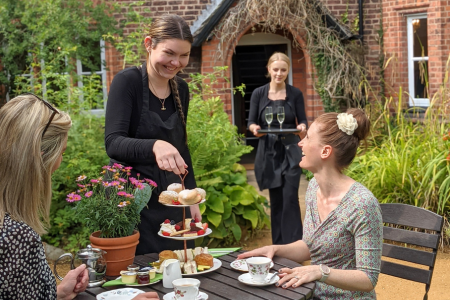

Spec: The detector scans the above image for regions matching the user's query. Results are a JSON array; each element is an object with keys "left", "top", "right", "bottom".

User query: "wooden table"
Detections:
[{"left": 75, "top": 251, "right": 315, "bottom": 300}]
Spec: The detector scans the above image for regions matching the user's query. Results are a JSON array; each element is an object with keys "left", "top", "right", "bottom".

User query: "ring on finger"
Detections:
[{"left": 294, "top": 275, "right": 300, "bottom": 280}]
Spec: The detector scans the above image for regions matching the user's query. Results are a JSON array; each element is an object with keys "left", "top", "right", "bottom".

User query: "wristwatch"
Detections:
[{"left": 319, "top": 264, "right": 331, "bottom": 282}]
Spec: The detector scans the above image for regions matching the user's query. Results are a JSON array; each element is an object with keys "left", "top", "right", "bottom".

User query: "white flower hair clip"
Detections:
[{"left": 336, "top": 113, "right": 358, "bottom": 135}]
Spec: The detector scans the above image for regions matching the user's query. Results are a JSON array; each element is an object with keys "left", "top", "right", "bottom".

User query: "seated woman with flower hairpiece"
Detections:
[{"left": 238, "top": 108, "right": 383, "bottom": 299}]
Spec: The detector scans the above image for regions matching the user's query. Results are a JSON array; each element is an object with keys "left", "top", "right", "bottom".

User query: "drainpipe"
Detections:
[{"left": 359, "top": 0, "right": 364, "bottom": 42}]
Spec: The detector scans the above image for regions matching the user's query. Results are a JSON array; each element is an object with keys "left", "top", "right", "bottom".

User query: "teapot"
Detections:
[
  {"left": 54, "top": 245, "right": 107, "bottom": 287},
  {"left": 162, "top": 258, "right": 182, "bottom": 288}
]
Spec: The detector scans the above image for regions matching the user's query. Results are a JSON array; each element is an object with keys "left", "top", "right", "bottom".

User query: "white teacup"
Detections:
[
  {"left": 172, "top": 278, "right": 200, "bottom": 300},
  {"left": 246, "top": 256, "right": 272, "bottom": 283}
]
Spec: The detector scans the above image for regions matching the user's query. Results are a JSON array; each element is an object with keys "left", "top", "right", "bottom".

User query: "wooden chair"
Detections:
[{"left": 379, "top": 203, "right": 444, "bottom": 300}]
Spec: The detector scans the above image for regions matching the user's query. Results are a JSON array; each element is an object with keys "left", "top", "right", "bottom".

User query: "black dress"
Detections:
[
  {"left": 105, "top": 63, "right": 195, "bottom": 254},
  {"left": 247, "top": 83, "right": 307, "bottom": 245}
]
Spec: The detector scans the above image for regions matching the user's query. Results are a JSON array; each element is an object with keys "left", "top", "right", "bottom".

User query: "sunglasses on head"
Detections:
[{"left": 21, "top": 92, "right": 60, "bottom": 137}]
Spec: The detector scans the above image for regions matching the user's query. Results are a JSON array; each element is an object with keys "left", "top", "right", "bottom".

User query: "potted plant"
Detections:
[{"left": 67, "top": 163, "right": 157, "bottom": 276}]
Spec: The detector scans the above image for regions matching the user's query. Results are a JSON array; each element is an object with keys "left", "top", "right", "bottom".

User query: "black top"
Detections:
[
  {"left": 105, "top": 66, "right": 195, "bottom": 192},
  {"left": 247, "top": 83, "right": 307, "bottom": 130}
]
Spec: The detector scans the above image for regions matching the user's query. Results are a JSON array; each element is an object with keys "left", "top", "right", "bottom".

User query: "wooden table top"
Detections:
[{"left": 75, "top": 250, "right": 315, "bottom": 300}]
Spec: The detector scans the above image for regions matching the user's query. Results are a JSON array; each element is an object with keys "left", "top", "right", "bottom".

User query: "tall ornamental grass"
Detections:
[{"left": 347, "top": 79, "right": 450, "bottom": 245}]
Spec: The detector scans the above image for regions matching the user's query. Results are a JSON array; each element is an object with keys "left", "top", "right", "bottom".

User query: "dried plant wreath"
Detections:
[{"left": 213, "top": 0, "right": 366, "bottom": 111}]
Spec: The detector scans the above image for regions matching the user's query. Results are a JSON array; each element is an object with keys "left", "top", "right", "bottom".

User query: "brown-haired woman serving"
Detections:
[
  {"left": 105, "top": 14, "right": 200, "bottom": 254},
  {"left": 239, "top": 109, "right": 383, "bottom": 299},
  {"left": 248, "top": 52, "right": 307, "bottom": 245}
]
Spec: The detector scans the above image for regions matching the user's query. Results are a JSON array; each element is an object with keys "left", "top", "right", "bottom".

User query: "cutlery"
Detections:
[{"left": 266, "top": 272, "right": 279, "bottom": 282}]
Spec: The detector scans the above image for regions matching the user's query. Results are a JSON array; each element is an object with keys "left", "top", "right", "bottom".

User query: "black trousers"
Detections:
[{"left": 269, "top": 175, "right": 303, "bottom": 245}]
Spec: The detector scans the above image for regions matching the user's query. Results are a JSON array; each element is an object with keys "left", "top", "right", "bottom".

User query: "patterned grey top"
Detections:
[
  {"left": 0, "top": 214, "right": 57, "bottom": 299},
  {"left": 303, "top": 178, "right": 383, "bottom": 300}
]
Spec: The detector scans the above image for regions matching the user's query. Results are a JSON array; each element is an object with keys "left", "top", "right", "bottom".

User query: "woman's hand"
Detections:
[
  {"left": 56, "top": 264, "right": 89, "bottom": 300},
  {"left": 237, "top": 245, "right": 276, "bottom": 260},
  {"left": 296, "top": 123, "right": 307, "bottom": 138},
  {"left": 190, "top": 204, "right": 201, "bottom": 222},
  {"left": 153, "top": 140, "right": 187, "bottom": 175},
  {"left": 276, "top": 265, "right": 321, "bottom": 289},
  {"left": 249, "top": 124, "right": 265, "bottom": 137},
  {"left": 132, "top": 292, "right": 160, "bottom": 299}
]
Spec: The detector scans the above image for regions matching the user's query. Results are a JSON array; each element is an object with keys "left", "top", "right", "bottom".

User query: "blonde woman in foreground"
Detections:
[
  {"left": 239, "top": 108, "right": 383, "bottom": 299},
  {"left": 0, "top": 94, "right": 159, "bottom": 299}
]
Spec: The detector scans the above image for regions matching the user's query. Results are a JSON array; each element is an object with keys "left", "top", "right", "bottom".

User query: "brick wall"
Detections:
[
  {"left": 382, "top": 0, "right": 450, "bottom": 106},
  {"left": 104, "top": 0, "right": 210, "bottom": 90}
]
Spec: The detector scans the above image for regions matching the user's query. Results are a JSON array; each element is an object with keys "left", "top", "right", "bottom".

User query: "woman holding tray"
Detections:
[
  {"left": 247, "top": 52, "right": 307, "bottom": 245},
  {"left": 105, "top": 14, "right": 200, "bottom": 254}
]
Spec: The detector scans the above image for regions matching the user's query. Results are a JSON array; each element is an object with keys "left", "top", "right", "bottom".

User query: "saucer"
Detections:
[
  {"left": 163, "top": 291, "right": 208, "bottom": 300},
  {"left": 230, "top": 259, "right": 274, "bottom": 272},
  {"left": 96, "top": 288, "right": 144, "bottom": 300},
  {"left": 238, "top": 272, "right": 279, "bottom": 287}
]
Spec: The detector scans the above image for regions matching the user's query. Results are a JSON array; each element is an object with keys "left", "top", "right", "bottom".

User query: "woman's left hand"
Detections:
[
  {"left": 190, "top": 204, "right": 201, "bottom": 222},
  {"left": 276, "top": 265, "right": 321, "bottom": 289}
]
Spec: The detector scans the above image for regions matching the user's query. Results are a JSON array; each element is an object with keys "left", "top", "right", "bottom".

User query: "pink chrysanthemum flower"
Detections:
[
  {"left": 118, "top": 178, "right": 127, "bottom": 183},
  {"left": 118, "top": 185, "right": 124, "bottom": 190},
  {"left": 85, "top": 191, "right": 93, "bottom": 198},
  {"left": 110, "top": 181, "right": 120, "bottom": 186},
  {"left": 102, "top": 182, "right": 110, "bottom": 187},
  {"left": 124, "top": 166, "right": 132, "bottom": 171},
  {"left": 117, "top": 191, "right": 127, "bottom": 196},
  {"left": 135, "top": 183, "right": 145, "bottom": 190},
  {"left": 77, "top": 184, "right": 85, "bottom": 188},
  {"left": 90, "top": 179, "right": 99, "bottom": 184},
  {"left": 125, "top": 194, "right": 135, "bottom": 199},
  {"left": 76, "top": 175, "right": 87, "bottom": 182},
  {"left": 144, "top": 179, "right": 158, "bottom": 187},
  {"left": 66, "top": 192, "right": 76, "bottom": 202},
  {"left": 113, "top": 163, "right": 123, "bottom": 169}
]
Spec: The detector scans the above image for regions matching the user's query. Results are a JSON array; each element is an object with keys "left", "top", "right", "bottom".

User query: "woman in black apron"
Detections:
[
  {"left": 105, "top": 15, "right": 200, "bottom": 254},
  {"left": 248, "top": 52, "right": 307, "bottom": 245}
]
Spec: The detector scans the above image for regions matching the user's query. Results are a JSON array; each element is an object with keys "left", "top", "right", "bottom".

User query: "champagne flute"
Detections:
[
  {"left": 265, "top": 106, "right": 273, "bottom": 130},
  {"left": 277, "top": 106, "right": 285, "bottom": 130}
]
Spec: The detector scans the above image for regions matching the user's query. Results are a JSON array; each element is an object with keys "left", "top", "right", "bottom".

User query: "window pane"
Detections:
[
  {"left": 81, "top": 40, "right": 101, "bottom": 73},
  {"left": 413, "top": 18, "right": 427, "bottom": 57},
  {"left": 82, "top": 74, "right": 104, "bottom": 109},
  {"left": 413, "top": 60, "right": 428, "bottom": 99}
]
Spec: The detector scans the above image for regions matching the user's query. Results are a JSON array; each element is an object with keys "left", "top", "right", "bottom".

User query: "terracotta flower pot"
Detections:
[{"left": 90, "top": 230, "right": 140, "bottom": 276}]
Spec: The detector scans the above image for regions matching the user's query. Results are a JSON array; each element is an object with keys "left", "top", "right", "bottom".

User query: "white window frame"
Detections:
[
  {"left": 76, "top": 39, "right": 107, "bottom": 114},
  {"left": 407, "top": 14, "right": 429, "bottom": 107}
]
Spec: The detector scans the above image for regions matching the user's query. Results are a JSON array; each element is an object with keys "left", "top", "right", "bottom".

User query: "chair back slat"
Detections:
[
  {"left": 383, "top": 226, "right": 441, "bottom": 249},
  {"left": 380, "top": 261, "right": 432, "bottom": 284},
  {"left": 380, "top": 203, "right": 443, "bottom": 231},
  {"left": 382, "top": 244, "right": 436, "bottom": 266}
]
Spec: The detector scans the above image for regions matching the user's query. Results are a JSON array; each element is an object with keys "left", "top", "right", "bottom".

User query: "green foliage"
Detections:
[
  {"left": 42, "top": 114, "right": 109, "bottom": 250},
  {"left": 0, "top": 0, "right": 122, "bottom": 97},
  {"left": 346, "top": 91, "right": 450, "bottom": 218},
  {"left": 187, "top": 67, "right": 270, "bottom": 247}
]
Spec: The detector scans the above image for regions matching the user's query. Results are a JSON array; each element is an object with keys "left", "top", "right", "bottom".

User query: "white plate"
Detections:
[
  {"left": 230, "top": 259, "right": 274, "bottom": 272},
  {"left": 163, "top": 199, "right": 206, "bottom": 207},
  {"left": 238, "top": 272, "right": 280, "bottom": 287},
  {"left": 158, "top": 228, "right": 212, "bottom": 240},
  {"left": 115, "top": 276, "right": 161, "bottom": 286},
  {"left": 163, "top": 291, "right": 208, "bottom": 300},
  {"left": 183, "top": 258, "right": 222, "bottom": 277},
  {"left": 96, "top": 288, "right": 145, "bottom": 300}
]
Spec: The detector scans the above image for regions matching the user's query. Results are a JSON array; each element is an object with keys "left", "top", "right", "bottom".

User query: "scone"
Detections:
[
  {"left": 178, "top": 189, "right": 201, "bottom": 205},
  {"left": 194, "top": 253, "right": 213, "bottom": 268},
  {"left": 159, "top": 250, "right": 177, "bottom": 263},
  {"left": 158, "top": 191, "right": 178, "bottom": 205},
  {"left": 167, "top": 183, "right": 183, "bottom": 193},
  {"left": 195, "top": 188, "right": 206, "bottom": 200}
]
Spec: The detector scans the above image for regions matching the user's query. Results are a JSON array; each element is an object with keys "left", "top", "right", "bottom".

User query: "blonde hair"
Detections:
[
  {"left": 0, "top": 95, "right": 72, "bottom": 235},
  {"left": 147, "top": 14, "right": 193, "bottom": 142},
  {"left": 267, "top": 52, "right": 291, "bottom": 78}
]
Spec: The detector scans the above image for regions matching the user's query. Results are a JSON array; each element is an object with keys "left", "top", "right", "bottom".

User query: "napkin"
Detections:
[
  {"left": 208, "top": 247, "right": 241, "bottom": 258},
  {"left": 102, "top": 273, "right": 163, "bottom": 287}
]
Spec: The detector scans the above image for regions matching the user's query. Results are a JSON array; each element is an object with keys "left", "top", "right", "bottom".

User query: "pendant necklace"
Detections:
[{"left": 148, "top": 78, "right": 169, "bottom": 110}]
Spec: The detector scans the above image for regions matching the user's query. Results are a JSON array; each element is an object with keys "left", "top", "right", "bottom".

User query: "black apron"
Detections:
[{"left": 133, "top": 62, "right": 194, "bottom": 254}]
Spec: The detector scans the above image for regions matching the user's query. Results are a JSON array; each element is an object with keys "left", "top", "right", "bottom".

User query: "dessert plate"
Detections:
[
  {"left": 96, "top": 288, "right": 144, "bottom": 300},
  {"left": 163, "top": 199, "right": 206, "bottom": 207},
  {"left": 238, "top": 273, "right": 280, "bottom": 287},
  {"left": 183, "top": 258, "right": 222, "bottom": 277},
  {"left": 158, "top": 228, "right": 212, "bottom": 240},
  {"left": 230, "top": 259, "right": 274, "bottom": 272},
  {"left": 115, "top": 276, "right": 161, "bottom": 286},
  {"left": 163, "top": 291, "right": 208, "bottom": 300}
]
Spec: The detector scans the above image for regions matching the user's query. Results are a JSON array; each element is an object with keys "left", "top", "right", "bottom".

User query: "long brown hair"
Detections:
[
  {"left": 0, "top": 95, "right": 71, "bottom": 234},
  {"left": 147, "top": 14, "right": 193, "bottom": 142}
]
